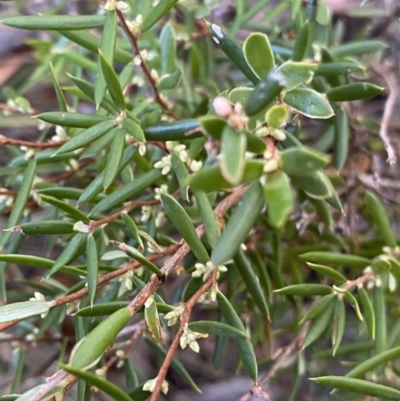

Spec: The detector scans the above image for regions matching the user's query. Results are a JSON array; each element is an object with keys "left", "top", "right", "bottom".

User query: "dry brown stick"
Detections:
[
  {"left": 149, "top": 272, "right": 216, "bottom": 401},
  {"left": 89, "top": 199, "right": 159, "bottom": 232},
  {"left": 0, "top": 134, "right": 65, "bottom": 149},
  {"left": 116, "top": 10, "right": 179, "bottom": 120}
]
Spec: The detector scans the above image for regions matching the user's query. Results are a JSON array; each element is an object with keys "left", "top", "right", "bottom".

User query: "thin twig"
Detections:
[
  {"left": 149, "top": 272, "right": 216, "bottom": 401},
  {"left": 373, "top": 62, "right": 398, "bottom": 165},
  {"left": 0, "top": 134, "right": 65, "bottom": 149},
  {"left": 116, "top": 10, "right": 179, "bottom": 120}
]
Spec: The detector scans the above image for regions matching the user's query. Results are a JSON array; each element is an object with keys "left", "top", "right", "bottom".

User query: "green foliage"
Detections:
[{"left": 0, "top": 0, "right": 398, "bottom": 400}]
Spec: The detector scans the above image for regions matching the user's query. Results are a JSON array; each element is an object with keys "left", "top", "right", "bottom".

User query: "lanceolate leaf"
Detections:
[
  {"left": 311, "top": 376, "right": 400, "bottom": 400},
  {"left": 161, "top": 194, "right": 209, "bottom": 264},
  {"left": 0, "top": 301, "right": 49, "bottom": 324},
  {"left": 212, "top": 181, "right": 264, "bottom": 265},
  {"left": 141, "top": 0, "right": 179, "bottom": 32}
]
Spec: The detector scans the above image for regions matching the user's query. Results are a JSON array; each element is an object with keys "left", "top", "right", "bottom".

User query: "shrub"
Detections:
[{"left": 0, "top": 0, "right": 398, "bottom": 400}]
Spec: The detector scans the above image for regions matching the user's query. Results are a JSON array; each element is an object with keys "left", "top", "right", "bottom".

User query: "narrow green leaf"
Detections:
[
  {"left": 145, "top": 298, "right": 162, "bottom": 345},
  {"left": 39, "top": 195, "right": 90, "bottom": 223},
  {"left": 144, "top": 119, "right": 201, "bottom": 141},
  {"left": 220, "top": 125, "right": 247, "bottom": 185},
  {"left": 283, "top": 88, "right": 334, "bottom": 119},
  {"left": 49, "top": 62, "right": 67, "bottom": 112},
  {"left": 306, "top": 263, "right": 347, "bottom": 284},
  {"left": 208, "top": 23, "right": 259, "bottom": 85},
  {"left": 332, "top": 297, "right": 345, "bottom": 355},
  {"left": 46, "top": 233, "right": 87, "bottom": 278},
  {"left": 86, "top": 235, "right": 98, "bottom": 307},
  {"left": 188, "top": 320, "right": 249, "bottom": 340},
  {"left": 69, "top": 307, "right": 132, "bottom": 370},
  {"left": 373, "top": 286, "right": 386, "bottom": 362},
  {"left": 75, "top": 301, "right": 130, "bottom": 317},
  {"left": 160, "top": 23, "right": 176, "bottom": 75},
  {"left": 141, "top": 0, "right": 179, "bottom": 32},
  {"left": 122, "top": 118, "right": 146, "bottom": 143},
  {"left": 233, "top": 250, "right": 270, "bottom": 317},
  {"left": 36, "top": 111, "right": 111, "bottom": 128},
  {"left": 59, "top": 30, "right": 132, "bottom": 64},
  {"left": 217, "top": 292, "right": 258, "bottom": 381},
  {"left": 243, "top": 32, "right": 274, "bottom": 79},
  {"left": 62, "top": 364, "right": 133, "bottom": 401},
  {"left": 99, "top": 50, "right": 126, "bottom": 111},
  {"left": 331, "top": 40, "right": 387, "bottom": 58},
  {"left": 347, "top": 346, "right": 400, "bottom": 378},
  {"left": 0, "top": 301, "right": 49, "bottom": 324},
  {"left": 9, "top": 221, "right": 74, "bottom": 236},
  {"left": 212, "top": 180, "right": 264, "bottom": 265},
  {"left": 303, "top": 299, "right": 335, "bottom": 348},
  {"left": 315, "top": 62, "right": 365, "bottom": 77},
  {"left": 95, "top": 10, "right": 117, "bottom": 108},
  {"left": 333, "top": 107, "right": 349, "bottom": 170},
  {"left": 78, "top": 144, "right": 137, "bottom": 205},
  {"left": 188, "top": 161, "right": 264, "bottom": 192},
  {"left": 291, "top": 22, "right": 309, "bottom": 62},
  {"left": 327, "top": 83, "right": 383, "bottom": 102},
  {"left": 91, "top": 169, "right": 162, "bottom": 214},
  {"left": 244, "top": 71, "right": 284, "bottom": 116},
  {"left": 343, "top": 290, "right": 363, "bottom": 321},
  {"left": 275, "top": 284, "right": 332, "bottom": 296},
  {"left": 311, "top": 376, "right": 400, "bottom": 400},
  {"left": 0, "top": 254, "right": 54, "bottom": 269},
  {"left": 300, "top": 252, "right": 370, "bottom": 268},
  {"left": 161, "top": 194, "right": 209, "bottom": 263},
  {"left": 0, "top": 157, "right": 36, "bottom": 250},
  {"left": 263, "top": 170, "right": 294, "bottom": 229},
  {"left": 121, "top": 212, "right": 144, "bottom": 248},
  {"left": 2, "top": 15, "right": 106, "bottom": 30},
  {"left": 171, "top": 154, "right": 189, "bottom": 201},
  {"left": 300, "top": 293, "right": 336, "bottom": 324},
  {"left": 365, "top": 191, "right": 397, "bottom": 248},
  {"left": 158, "top": 68, "right": 182, "bottom": 90},
  {"left": 103, "top": 127, "right": 126, "bottom": 190},
  {"left": 357, "top": 286, "right": 375, "bottom": 339},
  {"left": 193, "top": 191, "right": 220, "bottom": 248},
  {"left": 54, "top": 120, "right": 116, "bottom": 155}
]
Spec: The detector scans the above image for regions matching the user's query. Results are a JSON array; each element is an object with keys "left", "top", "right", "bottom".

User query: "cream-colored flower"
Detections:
[
  {"left": 141, "top": 205, "right": 155, "bottom": 222},
  {"left": 164, "top": 304, "right": 185, "bottom": 326},
  {"left": 189, "top": 159, "right": 203, "bottom": 172},
  {"left": 104, "top": 0, "right": 129, "bottom": 11},
  {"left": 198, "top": 283, "right": 219, "bottom": 303},
  {"left": 143, "top": 377, "right": 169, "bottom": 394},
  {"left": 166, "top": 141, "right": 189, "bottom": 163},
  {"left": 154, "top": 155, "right": 172, "bottom": 175},
  {"left": 180, "top": 324, "right": 208, "bottom": 352},
  {"left": 191, "top": 261, "right": 227, "bottom": 282},
  {"left": 118, "top": 270, "right": 133, "bottom": 291},
  {"left": 154, "top": 185, "right": 168, "bottom": 200}
]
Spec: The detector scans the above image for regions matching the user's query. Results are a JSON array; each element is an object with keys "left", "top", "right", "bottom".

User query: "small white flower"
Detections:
[
  {"left": 155, "top": 211, "right": 167, "bottom": 228},
  {"left": 66, "top": 300, "right": 80, "bottom": 316},
  {"left": 126, "top": 14, "right": 143, "bottom": 36},
  {"left": 263, "top": 158, "right": 280, "bottom": 173},
  {"left": 51, "top": 125, "right": 69, "bottom": 142},
  {"left": 73, "top": 221, "right": 89, "bottom": 233},
  {"left": 150, "top": 69, "right": 160, "bottom": 83},
  {"left": 30, "top": 292, "right": 45, "bottom": 302},
  {"left": 0, "top": 193, "right": 13, "bottom": 208},
  {"left": 154, "top": 185, "right": 168, "bottom": 200},
  {"left": 144, "top": 295, "right": 155, "bottom": 309},
  {"left": 198, "top": 283, "right": 219, "bottom": 303},
  {"left": 271, "top": 129, "right": 286, "bottom": 141},
  {"left": 189, "top": 159, "right": 203, "bottom": 172},
  {"left": 141, "top": 205, "right": 155, "bottom": 222},
  {"left": 254, "top": 126, "right": 269, "bottom": 137},
  {"left": 166, "top": 141, "right": 188, "bottom": 163},
  {"left": 119, "top": 270, "right": 133, "bottom": 291},
  {"left": 164, "top": 304, "right": 185, "bottom": 326},
  {"left": 95, "top": 368, "right": 106, "bottom": 378},
  {"left": 137, "top": 142, "right": 147, "bottom": 156},
  {"left": 180, "top": 324, "right": 208, "bottom": 352},
  {"left": 192, "top": 261, "right": 227, "bottom": 282},
  {"left": 154, "top": 155, "right": 172, "bottom": 175},
  {"left": 104, "top": 0, "right": 129, "bottom": 11},
  {"left": 143, "top": 377, "right": 169, "bottom": 394}
]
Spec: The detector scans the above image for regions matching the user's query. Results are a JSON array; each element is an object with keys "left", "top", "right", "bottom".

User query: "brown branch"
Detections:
[
  {"left": 150, "top": 272, "right": 216, "bottom": 401},
  {"left": 116, "top": 10, "right": 179, "bottom": 120},
  {"left": 89, "top": 199, "right": 159, "bottom": 232},
  {"left": 343, "top": 271, "right": 374, "bottom": 291},
  {"left": 0, "top": 134, "right": 66, "bottom": 149}
]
